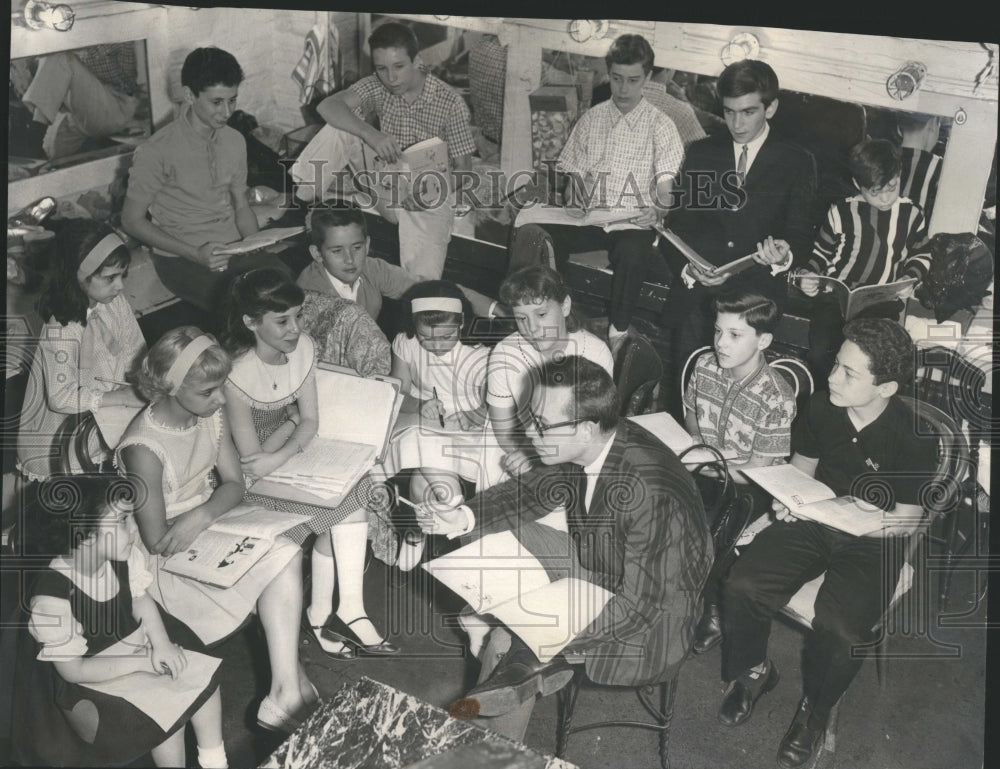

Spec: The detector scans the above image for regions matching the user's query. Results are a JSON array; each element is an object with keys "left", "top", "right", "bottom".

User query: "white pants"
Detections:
[{"left": 291, "top": 124, "right": 454, "bottom": 281}]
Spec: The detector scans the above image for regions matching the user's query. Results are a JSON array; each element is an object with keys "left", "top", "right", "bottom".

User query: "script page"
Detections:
[
  {"left": 162, "top": 530, "right": 269, "bottom": 588},
  {"left": 741, "top": 465, "right": 838, "bottom": 511},
  {"left": 628, "top": 412, "right": 738, "bottom": 462}
]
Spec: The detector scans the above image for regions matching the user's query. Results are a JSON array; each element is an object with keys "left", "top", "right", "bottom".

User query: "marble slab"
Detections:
[{"left": 260, "top": 676, "right": 576, "bottom": 769}]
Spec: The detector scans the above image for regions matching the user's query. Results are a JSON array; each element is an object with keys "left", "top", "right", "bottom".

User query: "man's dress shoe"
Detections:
[
  {"left": 777, "top": 697, "right": 825, "bottom": 768},
  {"left": 692, "top": 604, "right": 723, "bottom": 654},
  {"left": 718, "top": 660, "right": 779, "bottom": 726},
  {"left": 449, "top": 645, "right": 575, "bottom": 718}
]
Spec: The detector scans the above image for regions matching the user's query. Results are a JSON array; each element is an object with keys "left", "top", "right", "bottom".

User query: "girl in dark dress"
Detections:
[{"left": 11, "top": 473, "right": 227, "bottom": 767}]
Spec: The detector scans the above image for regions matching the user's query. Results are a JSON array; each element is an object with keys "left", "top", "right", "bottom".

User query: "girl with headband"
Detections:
[
  {"left": 17, "top": 220, "right": 146, "bottom": 481},
  {"left": 382, "top": 280, "right": 489, "bottom": 571},
  {"left": 221, "top": 269, "right": 399, "bottom": 662},
  {"left": 116, "top": 327, "right": 318, "bottom": 734}
]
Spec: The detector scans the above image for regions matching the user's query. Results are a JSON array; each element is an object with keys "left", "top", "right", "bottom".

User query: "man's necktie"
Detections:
[
  {"left": 737, "top": 144, "right": 748, "bottom": 186},
  {"left": 576, "top": 467, "right": 589, "bottom": 516}
]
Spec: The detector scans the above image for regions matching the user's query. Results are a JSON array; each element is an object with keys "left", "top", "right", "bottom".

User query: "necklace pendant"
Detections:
[{"left": 273, "top": 382, "right": 278, "bottom": 390}]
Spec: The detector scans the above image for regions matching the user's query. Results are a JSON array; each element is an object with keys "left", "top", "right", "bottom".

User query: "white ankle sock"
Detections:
[
  {"left": 332, "top": 521, "right": 380, "bottom": 644},
  {"left": 459, "top": 612, "right": 491, "bottom": 658},
  {"left": 198, "top": 743, "right": 228, "bottom": 769},
  {"left": 308, "top": 544, "right": 335, "bottom": 624}
]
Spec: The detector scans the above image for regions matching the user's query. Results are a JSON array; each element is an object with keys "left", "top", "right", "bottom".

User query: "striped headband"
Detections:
[
  {"left": 411, "top": 297, "right": 463, "bottom": 314},
  {"left": 166, "top": 335, "right": 216, "bottom": 395},
  {"left": 77, "top": 233, "right": 125, "bottom": 281}
]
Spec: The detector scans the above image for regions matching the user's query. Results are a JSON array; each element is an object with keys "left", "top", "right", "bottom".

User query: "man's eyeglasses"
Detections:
[{"left": 528, "top": 410, "right": 587, "bottom": 435}]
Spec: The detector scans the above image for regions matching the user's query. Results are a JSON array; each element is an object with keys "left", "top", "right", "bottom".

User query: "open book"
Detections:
[
  {"left": 654, "top": 224, "right": 757, "bottom": 277},
  {"left": 514, "top": 204, "right": 646, "bottom": 232},
  {"left": 422, "top": 530, "right": 612, "bottom": 663},
  {"left": 741, "top": 464, "right": 894, "bottom": 536},
  {"left": 215, "top": 225, "right": 306, "bottom": 255},
  {"left": 249, "top": 364, "right": 403, "bottom": 507},
  {"left": 628, "top": 412, "right": 739, "bottom": 464},
  {"left": 163, "top": 504, "right": 307, "bottom": 588},
  {"left": 359, "top": 136, "right": 451, "bottom": 205},
  {"left": 788, "top": 274, "right": 916, "bottom": 320}
]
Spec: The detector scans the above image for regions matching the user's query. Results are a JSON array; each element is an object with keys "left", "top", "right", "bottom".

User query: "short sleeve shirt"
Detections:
[
  {"left": 486, "top": 329, "right": 614, "bottom": 409},
  {"left": 557, "top": 98, "right": 684, "bottom": 212},
  {"left": 126, "top": 105, "right": 247, "bottom": 250},
  {"left": 392, "top": 334, "right": 489, "bottom": 415},
  {"left": 794, "top": 393, "right": 938, "bottom": 507},
  {"left": 349, "top": 73, "right": 476, "bottom": 160},
  {"left": 683, "top": 351, "right": 795, "bottom": 464}
]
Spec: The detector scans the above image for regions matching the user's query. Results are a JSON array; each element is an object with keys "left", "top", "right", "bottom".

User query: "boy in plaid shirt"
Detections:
[{"left": 301, "top": 22, "right": 476, "bottom": 281}]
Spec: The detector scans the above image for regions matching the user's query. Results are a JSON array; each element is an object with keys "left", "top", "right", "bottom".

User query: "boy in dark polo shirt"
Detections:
[{"left": 716, "top": 318, "right": 937, "bottom": 769}]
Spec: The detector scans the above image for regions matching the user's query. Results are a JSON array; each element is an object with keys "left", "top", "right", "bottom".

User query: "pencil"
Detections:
[
  {"left": 94, "top": 376, "right": 129, "bottom": 386},
  {"left": 432, "top": 386, "right": 445, "bottom": 428}
]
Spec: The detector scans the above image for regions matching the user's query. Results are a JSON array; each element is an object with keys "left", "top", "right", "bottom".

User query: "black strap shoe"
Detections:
[
  {"left": 718, "top": 660, "right": 780, "bottom": 726},
  {"left": 692, "top": 603, "right": 723, "bottom": 654},
  {"left": 777, "top": 697, "right": 825, "bottom": 768}
]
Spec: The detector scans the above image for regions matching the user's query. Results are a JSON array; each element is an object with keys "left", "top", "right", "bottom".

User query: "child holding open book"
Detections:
[
  {"left": 116, "top": 327, "right": 316, "bottom": 734},
  {"left": 792, "top": 139, "right": 931, "bottom": 380},
  {"left": 12, "top": 473, "right": 226, "bottom": 768},
  {"left": 221, "top": 269, "right": 400, "bottom": 661},
  {"left": 384, "top": 280, "right": 490, "bottom": 570}
]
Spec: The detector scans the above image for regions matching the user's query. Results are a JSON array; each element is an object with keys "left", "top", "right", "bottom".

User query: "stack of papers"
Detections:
[
  {"left": 628, "top": 412, "right": 738, "bottom": 464},
  {"left": 262, "top": 438, "right": 376, "bottom": 502}
]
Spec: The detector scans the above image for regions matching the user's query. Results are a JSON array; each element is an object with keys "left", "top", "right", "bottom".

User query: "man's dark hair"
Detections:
[
  {"left": 307, "top": 205, "right": 368, "bottom": 247},
  {"left": 538, "top": 356, "right": 619, "bottom": 432},
  {"left": 181, "top": 47, "right": 244, "bottom": 95},
  {"left": 368, "top": 21, "right": 420, "bottom": 61},
  {"left": 849, "top": 139, "right": 902, "bottom": 190},
  {"left": 717, "top": 60, "right": 779, "bottom": 106},
  {"left": 842, "top": 318, "right": 915, "bottom": 387},
  {"left": 713, "top": 289, "right": 781, "bottom": 335},
  {"left": 605, "top": 34, "right": 655, "bottom": 75}
]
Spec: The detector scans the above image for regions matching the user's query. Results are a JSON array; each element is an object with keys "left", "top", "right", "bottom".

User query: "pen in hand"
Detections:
[{"left": 432, "top": 386, "right": 445, "bottom": 428}]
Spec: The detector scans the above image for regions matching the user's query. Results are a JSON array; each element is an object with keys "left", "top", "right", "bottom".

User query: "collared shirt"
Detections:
[
  {"left": 683, "top": 350, "right": 795, "bottom": 465},
  {"left": 558, "top": 97, "right": 684, "bottom": 212},
  {"left": 732, "top": 121, "right": 770, "bottom": 176},
  {"left": 581, "top": 432, "right": 617, "bottom": 511},
  {"left": 324, "top": 268, "right": 360, "bottom": 303},
  {"left": 126, "top": 104, "right": 246, "bottom": 251},
  {"left": 350, "top": 73, "right": 476, "bottom": 160},
  {"left": 808, "top": 195, "right": 930, "bottom": 286},
  {"left": 78, "top": 43, "right": 138, "bottom": 96}
]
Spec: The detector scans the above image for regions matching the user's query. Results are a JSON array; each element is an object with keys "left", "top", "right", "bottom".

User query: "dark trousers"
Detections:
[
  {"left": 542, "top": 224, "right": 673, "bottom": 331},
  {"left": 151, "top": 244, "right": 310, "bottom": 313},
  {"left": 721, "top": 520, "right": 905, "bottom": 728}
]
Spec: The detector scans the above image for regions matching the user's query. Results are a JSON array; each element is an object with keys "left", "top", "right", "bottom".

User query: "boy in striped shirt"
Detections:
[{"left": 792, "top": 139, "right": 930, "bottom": 379}]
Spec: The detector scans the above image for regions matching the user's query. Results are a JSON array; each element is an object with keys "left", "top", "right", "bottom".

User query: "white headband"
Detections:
[
  {"left": 411, "top": 297, "right": 463, "bottom": 314},
  {"left": 77, "top": 233, "right": 125, "bottom": 281},
  {"left": 166, "top": 336, "right": 216, "bottom": 395}
]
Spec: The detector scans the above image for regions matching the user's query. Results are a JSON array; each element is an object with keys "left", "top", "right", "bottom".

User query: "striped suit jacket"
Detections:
[{"left": 466, "top": 419, "right": 713, "bottom": 687}]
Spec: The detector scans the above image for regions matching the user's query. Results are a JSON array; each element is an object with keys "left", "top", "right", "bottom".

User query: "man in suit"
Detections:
[
  {"left": 421, "top": 355, "right": 713, "bottom": 740},
  {"left": 660, "top": 61, "right": 817, "bottom": 412}
]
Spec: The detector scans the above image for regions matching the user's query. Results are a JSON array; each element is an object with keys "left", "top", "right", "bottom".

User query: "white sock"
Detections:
[
  {"left": 198, "top": 743, "right": 228, "bottom": 769},
  {"left": 308, "top": 544, "right": 335, "bottom": 625},
  {"left": 332, "top": 521, "right": 381, "bottom": 644},
  {"left": 459, "top": 612, "right": 492, "bottom": 659},
  {"left": 609, "top": 323, "right": 628, "bottom": 339}
]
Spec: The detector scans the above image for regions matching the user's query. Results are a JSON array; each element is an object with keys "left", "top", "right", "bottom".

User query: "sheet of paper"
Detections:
[
  {"left": 741, "top": 464, "right": 838, "bottom": 511},
  {"left": 795, "top": 496, "right": 888, "bottom": 537},
  {"left": 422, "top": 530, "right": 557, "bottom": 613},
  {"left": 313, "top": 370, "right": 399, "bottom": 450},
  {"left": 488, "top": 577, "right": 613, "bottom": 663},
  {"left": 81, "top": 648, "right": 222, "bottom": 731},
  {"left": 162, "top": 531, "right": 269, "bottom": 588},
  {"left": 627, "top": 412, "right": 738, "bottom": 462},
  {"left": 210, "top": 505, "right": 309, "bottom": 540}
]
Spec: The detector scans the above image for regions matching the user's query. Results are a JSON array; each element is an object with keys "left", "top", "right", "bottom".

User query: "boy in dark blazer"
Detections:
[{"left": 661, "top": 61, "right": 817, "bottom": 409}]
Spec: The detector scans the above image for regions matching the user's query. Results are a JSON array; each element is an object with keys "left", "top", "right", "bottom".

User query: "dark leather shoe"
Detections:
[
  {"left": 718, "top": 660, "right": 779, "bottom": 726},
  {"left": 777, "top": 697, "right": 825, "bottom": 768},
  {"left": 449, "top": 648, "right": 576, "bottom": 718},
  {"left": 692, "top": 604, "right": 723, "bottom": 654},
  {"left": 323, "top": 614, "right": 400, "bottom": 656}
]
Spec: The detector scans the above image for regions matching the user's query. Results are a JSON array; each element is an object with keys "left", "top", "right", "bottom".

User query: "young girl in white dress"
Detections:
[
  {"left": 12, "top": 473, "right": 226, "bottom": 768},
  {"left": 17, "top": 219, "right": 146, "bottom": 481},
  {"left": 116, "top": 327, "right": 316, "bottom": 733},
  {"left": 384, "top": 280, "right": 489, "bottom": 570},
  {"left": 221, "top": 269, "right": 399, "bottom": 661}
]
